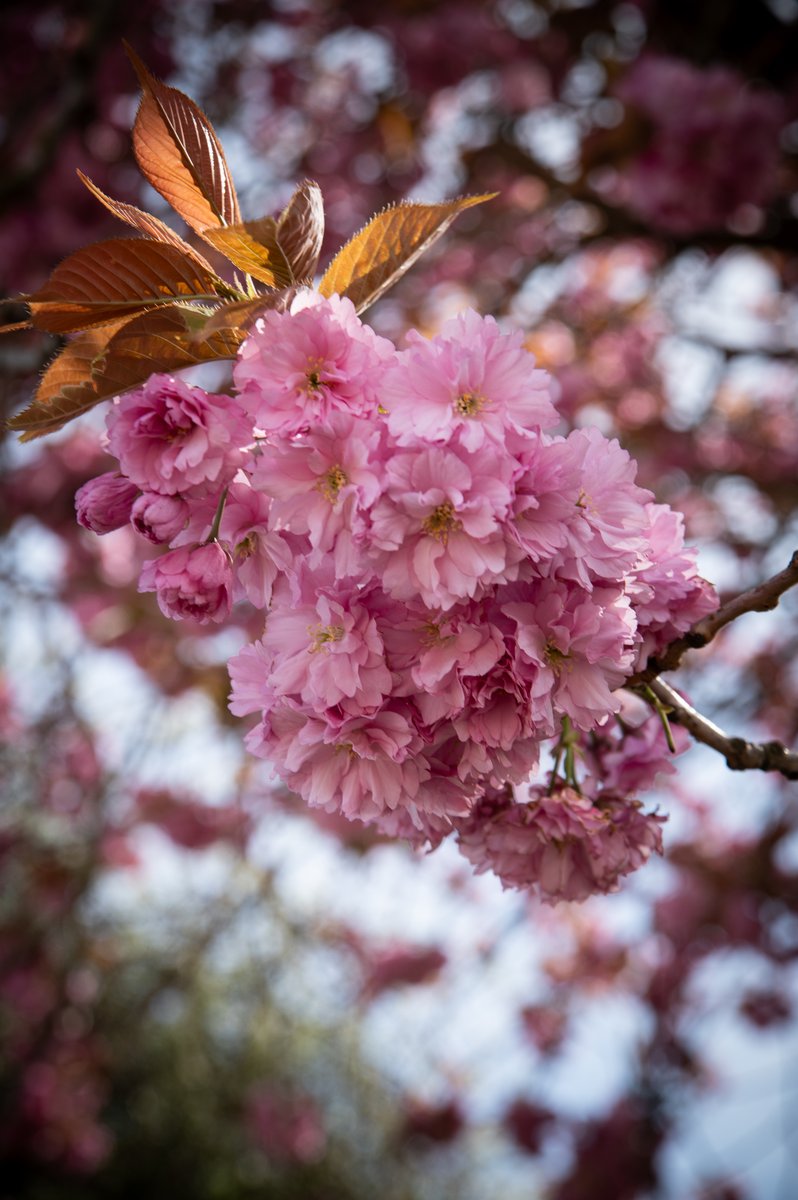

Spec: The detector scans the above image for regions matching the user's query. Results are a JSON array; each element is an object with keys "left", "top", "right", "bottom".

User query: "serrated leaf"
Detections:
[
  {"left": 201, "top": 291, "right": 296, "bottom": 335},
  {"left": 318, "top": 194, "right": 497, "bottom": 314},
  {"left": 277, "top": 180, "right": 324, "bottom": 283},
  {"left": 9, "top": 319, "right": 138, "bottom": 440},
  {"left": 98, "top": 307, "right": 244, "bottom": 394},
  {"left": 126, "top": 43, "right": 241, "bottom": 237},
  {"left": 9, "top": 308, "right": 244, "bottom": 441},
  {"left": 77, "top": 170, "right": 217, "bottom": 274},
  {"left": 201, "top": 218, "right": 293, "bottom": 288},
  {"left": 27, "top": 238, "right": 229, "bottom": 334},
  {"left": 0, "top": 319, "right": 33, "bottom": 334}
]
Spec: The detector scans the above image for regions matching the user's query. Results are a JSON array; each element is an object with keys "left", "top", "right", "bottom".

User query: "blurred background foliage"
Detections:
[{"left": 2, "top": 2, "right": 798, "bottom": 1198}]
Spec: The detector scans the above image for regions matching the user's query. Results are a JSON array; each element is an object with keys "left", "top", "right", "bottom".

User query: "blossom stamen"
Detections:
[
  {"left": 308, "top": 623, "right": 345, "bottom": 652},
  {"left": 422, "top": 501, "right": 461, "bottom": 543},
  {"left": 545, "top": 641, "right": 570, "bottom": 673},
  {"left": 454, "top": 391, "right": 486, "bottom": 417},
  {"left": 304, "top": 357, "right": 326, "bottom": 393},
  {"left": 316, "top": 464, "right": 348, "bottom": 503}
]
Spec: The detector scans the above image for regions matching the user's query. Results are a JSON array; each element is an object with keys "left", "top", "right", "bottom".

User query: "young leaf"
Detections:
[
  {"left": 318, "top": 194, "right": 496, "bottom": 313},
  {"left": 27, "top": 238, "right": 232, "bottom": 334},
  {"left": 126, "top": 43, "right": 241, "bottom": 237},
  {"left": 201, "top": 290, "right": 296, "bottom": 335},
  {"left": 8, "top": 319, "right": 138, "bottom": 440},
  {"left": 9, "top": 308, "right": 244, "bottom": 441},
  {"left": 201, "top": 217, "right": 294, "bottom": 288},
  {"left": 277, "top": 180, "right": 324, "bottom": 283},
  {"left": 77, "top": 170, "right": 217, "bottom": 274},
  {"left": 97, "top": 307, "right": 244, "bottom": 396}
]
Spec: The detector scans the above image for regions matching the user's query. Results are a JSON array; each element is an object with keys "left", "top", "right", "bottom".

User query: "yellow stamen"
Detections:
[
  {"left": 545, "top": 641, "right": 570, "bottom": 673},
  {"left": 308, "top": 623, "right": 345, "bottom": 652},
  {"left": 422, "top": 501, "right": 461, "bottom": 544},
  {"left": 316, "top": 465, "right": 348, "bottom": 503},
  {"left": 454, "top": 391, "right": 485, "bottom": 417},
  {"left": 304, "top": 356, "right": 326, "bottom": 393}
]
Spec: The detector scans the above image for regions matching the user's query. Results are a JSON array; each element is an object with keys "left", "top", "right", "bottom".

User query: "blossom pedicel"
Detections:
[{"left": 80, "top": 291, "right": 718, "bottom": 901}]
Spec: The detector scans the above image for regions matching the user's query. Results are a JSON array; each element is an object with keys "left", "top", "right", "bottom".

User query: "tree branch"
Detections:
[
  {"left": 648, "top": 678, "right": 798, "bottom": 780},
  {"left": 633, "top": 550, "right": 798, "bottom": 683}
]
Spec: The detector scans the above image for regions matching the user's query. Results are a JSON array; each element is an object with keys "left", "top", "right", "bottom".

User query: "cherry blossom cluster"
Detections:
[
  {"left": 615, "top": 55, "right": 784, "bottom": 234},
  {"left": 75, "top": 291, "right": 717, "bottom": 901}
]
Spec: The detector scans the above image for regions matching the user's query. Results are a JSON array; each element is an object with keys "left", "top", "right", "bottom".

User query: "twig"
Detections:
[
  {"left": 633, "top": 550, "right": 798, "bottom": 683},
  {"left": 647, "top": 678, "right": 798, "bottom": 781}
]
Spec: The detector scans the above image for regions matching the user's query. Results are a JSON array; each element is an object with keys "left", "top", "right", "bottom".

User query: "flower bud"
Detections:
[{"left": 75, "top": 472, "right": 138, "bottom": 534}]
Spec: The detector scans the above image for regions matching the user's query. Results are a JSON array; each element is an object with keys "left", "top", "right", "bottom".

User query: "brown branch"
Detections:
[
  {"left": 633, "top": 550, "right": 798, "bottom": 683},
  {"left": 648, "top": 678, "right": 798, "bottom": 780}
]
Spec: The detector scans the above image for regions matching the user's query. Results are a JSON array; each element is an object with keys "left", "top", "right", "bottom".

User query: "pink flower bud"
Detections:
[
  {"left": 131, "top": 492, "right": 190, "bottom": 544},
  {"left": 75, "top": 472, "right": 138, "bottom": 534},
  {"left": 138, "top": 543, "right": 233, "bottom": 624}
]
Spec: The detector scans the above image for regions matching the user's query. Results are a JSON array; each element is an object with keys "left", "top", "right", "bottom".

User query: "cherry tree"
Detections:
[{"left": 1, "top": 2, "right": 797, "bottom": 1196}]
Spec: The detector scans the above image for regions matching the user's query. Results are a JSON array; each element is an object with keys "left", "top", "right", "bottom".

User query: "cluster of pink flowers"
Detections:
[
  {"left": 615, "top": 55, "right": 785, "bottom": 234},
  {"left": 75, "top": 291, "right": 718, "bottom": 901}
]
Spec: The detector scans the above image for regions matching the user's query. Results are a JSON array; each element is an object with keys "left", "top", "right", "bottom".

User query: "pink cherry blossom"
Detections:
[
  {"left": 75, "top": 471, "right": 138, "bottom": 534},
  {"left": 138, "top": 542, "right": 233, "bottom": 624},
  {"left": 219, "top": 481, "right": 293, "bottom": 608},
  {"left": 262, "top": 702, "right": 428, "bottom": 825},
  {"left": 249, "top": 411, "right": 382, "bottom": 576},
  {"left": 629, "top": 503, "right": 719, "bottom": 667},
  {"left": 384, "top": 308, "right": 557, "bottom": 450},
  {"left": 107, "top": 374, "right": 251, "bottom": 497},
  {"left": 500, "top": 577, "right": 636, "bottom": 731},
  {"left": 259, "top": 580, "right": 392, "bottom": 716},
  {"left": 369, "top": 440, "right": 519, "bottom": 609},
  {"left": 130, "top": 492, "right": 190, "bottom": 544},
  {"left": 557, "top": 427, "right": 653, "bottom": 588},
  {"left": 456, "top": 784, "right": 665, "bottom": 901},
  {"left": 233, "top": 290, "right": 396, "bottom": 435}
]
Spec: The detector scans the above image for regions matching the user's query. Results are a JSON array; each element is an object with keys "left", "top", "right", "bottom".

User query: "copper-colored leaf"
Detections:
[
  {"left": 318, "top": 194, "right": 497, "bottom": 313},
  {"left": 77, "top": 170, "right": 217, "bottom": 274},
  {"left": 8, "top": 318, "right": 138, "bottom": 440},
  {"left": 126, "top": 43, "right": 241, "bottom": 237},
  {"left": 27, "top": 238, "right": 229, "bottom": 334},
  {"left": 202, "top": 290, "right": 296, "bottom": 335},
  {"left": 201, "top": 218, "right": 293, "bottom": 288},
  {"left": 0, "top": 319, "right": 33, "bottom": 334},
  {"left": 277, "top": 180, "right": 324, "bottom": 283},
  {"left": 9, "top": 308, "right": 243, "bottom": 441},
  {"left": 97, "top": 307, "right": 244, "bottom": 396}
]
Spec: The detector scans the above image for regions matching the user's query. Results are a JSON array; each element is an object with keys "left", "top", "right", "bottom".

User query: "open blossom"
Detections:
[
  {"left": 261, "top": 703, "right": 428, "bottom": 825},
  {"left": 219, "top": 481, "right": 292, "bottom": 608},
  {"left": 234, "top": 290, "right": 396, "bottom": 435},
  {"left": 628, "top": 503, "right": 718, "bottom": 667},
  {"left": 557, "top": 427, "right": 653, "bottom": 587},
  {"left": 500, "top": 577, "right": 637, "bottom": 731},
  {"left": 258, "top": 580, "right": 393, "bottom": 715},
  {"left": 456, "top": 785, "right": 665, "bottom": 902},
  {"left": 250, "top": 411, "right": 382, "bottom": 576},
  {"left": 107, "top": 374, "right": 251, "bottom": 496},
  {"left": 384, "top": 308, "right": 557, "bottom": 450},
  {"left": 369, "top": 439, "right": 519, "bottom": 609},
  {"left": 138, "top": 542, "right": 233, "bottom": 624},
  {"left": 75, "top": 471, "right": 138, "bottom": 534}
]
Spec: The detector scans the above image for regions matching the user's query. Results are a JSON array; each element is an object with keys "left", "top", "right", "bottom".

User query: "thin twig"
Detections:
[
  {"left": 648, "top": 678, "right": 798, "bottom": 781},
  {"left": 632, "top": 550, "right": 798, "bottom": 684}
]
